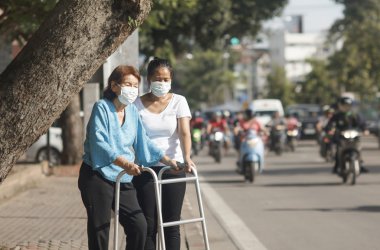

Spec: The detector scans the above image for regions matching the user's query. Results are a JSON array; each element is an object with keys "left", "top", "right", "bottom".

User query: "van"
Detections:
[{"left": 249, "top": 99, "right": 284, "bottom": 126}]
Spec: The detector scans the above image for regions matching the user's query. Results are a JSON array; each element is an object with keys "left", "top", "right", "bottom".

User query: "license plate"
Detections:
[{"left": 304, "top": 128, "right": 315, "bottom": 134}]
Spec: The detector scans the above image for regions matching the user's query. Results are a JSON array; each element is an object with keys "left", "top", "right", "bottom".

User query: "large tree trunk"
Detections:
[
  {"left": 0, "top": 0, "right": 152, "bottom": 183},
  {"left": 60, "top": 94, "right": 83, "bottom": 165}
]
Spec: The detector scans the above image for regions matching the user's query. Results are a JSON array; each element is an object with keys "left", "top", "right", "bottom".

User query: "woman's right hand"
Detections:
[{"left": 124, "top": 162, "right": 142, "bottom": 176}]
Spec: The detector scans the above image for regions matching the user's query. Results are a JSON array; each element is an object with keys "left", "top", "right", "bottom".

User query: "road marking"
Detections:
[{"left": 199, "top": 176, "right": 268, "bottom": 250}]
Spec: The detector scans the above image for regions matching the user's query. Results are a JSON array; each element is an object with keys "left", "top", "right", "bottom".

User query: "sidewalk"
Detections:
[{"left": 0, "top": 164, "right": 237, "bottom": 250}]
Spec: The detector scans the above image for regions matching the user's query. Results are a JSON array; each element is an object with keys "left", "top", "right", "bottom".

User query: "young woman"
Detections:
[
  {"left": 78, "top": 65, "right": 178, "bottom": 250},
  {"left": 133, "top": 57, "right": 194, "bottom": 250}
]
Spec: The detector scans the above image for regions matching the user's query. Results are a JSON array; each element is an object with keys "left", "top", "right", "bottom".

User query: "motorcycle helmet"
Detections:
[
  {"left": 338, "top": 96, "right": 353, "bottom": 106},
  {"left": 244, "top": 109, "right": 254, "bottom": 119},
  {"left": 337, "top": 96, "right": 353, "bottom": 113},
  {"left": 194, "top": 110, "right": 201, "bottom": 118}
]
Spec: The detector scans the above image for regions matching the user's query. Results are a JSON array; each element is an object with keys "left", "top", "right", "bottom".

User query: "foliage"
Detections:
[
  {"left": 0, "top": 0, "right": 58, "bottom": 45},
  {"left": 295, "top": 59, "right": 339, "bottom": 105},
  {"left": 264, "top": 65, "right": 294, "bottom": 107},
  {"left": 175, "top": 49, "right": 237, "bottom": 109},
  {"left": 139, "top": 0, "right": 288, "bottom": 58},
  {"left": 327, "top": 0, "right": 380, "bottom": 99}
]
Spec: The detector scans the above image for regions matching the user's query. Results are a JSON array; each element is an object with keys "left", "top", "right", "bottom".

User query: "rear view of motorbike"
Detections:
[
  {"left": 209, "top": 129, "right": 224, "bottom": 163},
  {"left": 191, "top": 128, "right": 203, "bottom": 156},
  {"left": 337, "top": 129, "right": 361, "bottom": 185},
  {"left": 286, "top": 128, "right": 298, "bottom": 152},
  {"left": 270, "top": 124, "right": 286, "bottom": 155}
]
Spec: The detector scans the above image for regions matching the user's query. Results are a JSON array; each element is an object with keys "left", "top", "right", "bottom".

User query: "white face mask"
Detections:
[
  {"left": 150, "top": 81, "right": 171, "bottom": 97},
  {"left": 118, "top": 86, "right": 138, "bottom": 105}
]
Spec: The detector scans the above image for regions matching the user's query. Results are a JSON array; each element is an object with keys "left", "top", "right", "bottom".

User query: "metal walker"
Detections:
[{"left": 114, "top": 165, "right": 210, "bottom": 250}]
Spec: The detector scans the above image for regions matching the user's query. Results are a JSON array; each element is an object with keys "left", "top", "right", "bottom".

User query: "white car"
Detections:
[
  {"left": 21, "top": 127, "right": 63, "bottom": 166},
  {"left": 250, "top": 99, "right": 285, "bottom": 126}
]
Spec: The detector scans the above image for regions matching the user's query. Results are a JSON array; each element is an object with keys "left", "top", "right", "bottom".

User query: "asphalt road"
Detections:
[{"left": 194, "top": 135, "right": 380, "bottom": 250}]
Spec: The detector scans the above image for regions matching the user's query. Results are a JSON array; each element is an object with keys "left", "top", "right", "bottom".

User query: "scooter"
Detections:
[
  {"left": 269, "top": 124, "right": 286, "bottom": 155},
  {"left": 237, "top": 129, "right": 264, "bottom": 183},
  {"left": 286, "top": 127, "right": 299, "bottom": 152},
  {"left": 209, "top": 129, "right": 224, "bottom": 163},
  {"left": 192, "top": 128, "right": 203, "bottom": 156},
  {"left": 336, "top": 129, "right": 361, "bottom": 185},
  {"left": 319, "top": 131, "right": 334, "bottom": 162}
]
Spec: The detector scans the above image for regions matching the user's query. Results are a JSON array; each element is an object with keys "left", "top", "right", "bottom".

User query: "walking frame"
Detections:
[{"left": 114, "top": 165, "right": 210, "bottom": 250}]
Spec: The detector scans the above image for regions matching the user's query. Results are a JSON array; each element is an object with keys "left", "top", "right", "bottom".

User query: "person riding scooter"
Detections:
[
  {"left": 266, "top": 111, "right": 286, "bottom": 154},
  {"left": 190, "top": 110, "right": 206, "bottom": 155},
  {"left": 317, "top": 105, "right": 335, "bottom": 161},
  {"left": 206, "top": 111, "right": 230, "bottom": 159},
  {"left": 236, "top": 109, "right": 265, "bottom": 176},
  {"left": 324, "top": 96, "right": 369, "bottom": 173}
]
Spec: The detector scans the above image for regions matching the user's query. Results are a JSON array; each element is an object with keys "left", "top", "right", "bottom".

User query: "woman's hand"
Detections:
[
  {"left": 123, "top": 162, "right": 142, "bottom": 176},
  {"left": 160, "top": 155, "right": 180, "bottom": 171},
  {"left": 184, "top": 157, "right": 195, "bottom": 173}
]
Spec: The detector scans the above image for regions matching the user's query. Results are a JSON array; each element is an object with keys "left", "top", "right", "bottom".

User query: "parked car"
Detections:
[
  {"left": 21, "top": 126, "right": 63, "bottom": 166},
  {"left": 286, "top": 104, "right": 322, "bottom": 139}
]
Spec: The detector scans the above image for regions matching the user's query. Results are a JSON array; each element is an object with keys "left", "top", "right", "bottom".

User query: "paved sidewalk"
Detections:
[{"left": 0, "top": 165, "right": 237, "bottom": 250}]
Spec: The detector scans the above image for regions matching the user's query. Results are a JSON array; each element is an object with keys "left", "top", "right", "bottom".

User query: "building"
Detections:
[{"left": 268, "top": 29, "right": 329, "bottom": 83}]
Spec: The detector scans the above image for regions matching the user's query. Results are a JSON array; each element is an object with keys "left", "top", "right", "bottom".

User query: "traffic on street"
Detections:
[{"left": 192, "top": 135, "right": 380, "bottom": 250}]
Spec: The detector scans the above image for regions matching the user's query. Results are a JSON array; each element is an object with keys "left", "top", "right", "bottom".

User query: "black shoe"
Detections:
[{"left": 360, "top": 166, "right": 369, "bottom": 173}]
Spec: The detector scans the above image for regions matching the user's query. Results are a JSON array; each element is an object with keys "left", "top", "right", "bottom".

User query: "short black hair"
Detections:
[{"left": 147, "top": 57, "right": 173, "bottom": 79}]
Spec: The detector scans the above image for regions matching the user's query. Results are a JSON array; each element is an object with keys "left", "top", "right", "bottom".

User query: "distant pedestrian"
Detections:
[
  {"left": 78, "top": 65, "right": 179, "bottom": 250},
  {"left": 133, "top": 57, "right": 193, "bottom": 250}
]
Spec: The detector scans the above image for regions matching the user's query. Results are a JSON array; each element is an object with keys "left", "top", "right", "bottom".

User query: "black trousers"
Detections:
[
  {"left": 132, "top": 167, "right": 186, "bottom": 250},
  {"left": 78, "top": 162, "right": 147, "bottom": 250}
]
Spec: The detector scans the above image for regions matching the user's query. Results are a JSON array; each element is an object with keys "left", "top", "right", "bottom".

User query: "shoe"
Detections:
[{"left": 360, "top": 166, "right": 369, "bottom": 173}]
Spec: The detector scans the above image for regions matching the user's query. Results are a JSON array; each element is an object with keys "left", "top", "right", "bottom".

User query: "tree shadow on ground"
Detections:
[{"left": 267, "top": 205, "right": 380, "bottom": 213}]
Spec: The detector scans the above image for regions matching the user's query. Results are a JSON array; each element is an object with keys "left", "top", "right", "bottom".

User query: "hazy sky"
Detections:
[{"left": 265, "top": 0, "right": 344, "bottom": 33}]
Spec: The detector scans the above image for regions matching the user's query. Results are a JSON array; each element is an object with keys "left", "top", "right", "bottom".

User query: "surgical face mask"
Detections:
[
  {"left": 118, "top": 86, "right": 138, "bottom": 105},
  {"left": 150, "top": 81, "right": 171, "bottom": 97}
]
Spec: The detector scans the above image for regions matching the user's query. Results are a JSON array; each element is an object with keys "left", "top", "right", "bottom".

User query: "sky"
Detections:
[{"left": 265, "top": 0, "right": 344, "bottom": 33}]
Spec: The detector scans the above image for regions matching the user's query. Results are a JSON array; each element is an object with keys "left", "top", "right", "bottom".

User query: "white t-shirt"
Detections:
[{"left": 134, "top": 94, "right": 192, "bottom": 166}]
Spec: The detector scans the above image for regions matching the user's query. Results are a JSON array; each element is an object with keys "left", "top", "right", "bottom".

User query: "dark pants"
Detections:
[
  {"left": 132, "top": 167, "right": 186, "bottom": 250},
  {"left": 78, "top": 162, "right": 147, "bottom": 250}
]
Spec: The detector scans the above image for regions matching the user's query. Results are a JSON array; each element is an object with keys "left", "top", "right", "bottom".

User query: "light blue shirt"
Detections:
[{"left": 83, "top": 99, "right": 164, "bottom": 183}]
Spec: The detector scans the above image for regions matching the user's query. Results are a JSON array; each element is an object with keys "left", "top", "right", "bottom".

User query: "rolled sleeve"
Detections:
[{"left": 88, "top": 103, "right": 118, "bottom": 169}]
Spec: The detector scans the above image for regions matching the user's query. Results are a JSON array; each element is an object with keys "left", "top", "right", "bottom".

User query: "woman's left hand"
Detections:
[{"left": 185, "top": 158, "right": 196, "bottom": 173}]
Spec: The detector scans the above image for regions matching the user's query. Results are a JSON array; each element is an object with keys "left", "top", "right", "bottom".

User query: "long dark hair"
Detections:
[
  {"left": 103, "top": 65, "right": 141, "bottom": 101},
  {"left": 147, "top": 57, "right": 173, "bottom": 80}
]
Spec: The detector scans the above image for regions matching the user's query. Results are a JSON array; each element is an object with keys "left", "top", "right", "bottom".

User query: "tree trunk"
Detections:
[
  {"left": 0, "top": 0, "right": 152, "bottom": 183},
  {"left": 60, "top": 94, "right": 83, "bottom": 165}
]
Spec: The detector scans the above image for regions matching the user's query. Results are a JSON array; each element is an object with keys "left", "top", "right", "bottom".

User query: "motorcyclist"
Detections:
[
  {"left": 324, "top": 96, "right": 369, "bottom": 173},
  {"left": 190, "top": 110, "right": 205, "bottom": 130},
  {"left": 316, "top": 105, "right": 335, "bottom": 143},
  {"left": 190, "top": 110, "right": 206, "bottom": 153},
  {"left": 316, "top": 105, "right": 335, "bottom": 160},
  {"left": 206, "top": 111, "right": 230, "bottom": 155},
  {"left": 232, "top": 111, "right": 246, "bottom": 152},
  {"left": 285, "top": 113, "right": 300, "bottom": 132},
  {"left": 266, "top": 111, "right": 286, "bottom": 151}
]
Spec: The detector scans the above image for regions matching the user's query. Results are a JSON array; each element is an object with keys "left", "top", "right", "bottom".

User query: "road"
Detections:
[{"left": 193, "top": 135, "right": 380, "bottom": 250}]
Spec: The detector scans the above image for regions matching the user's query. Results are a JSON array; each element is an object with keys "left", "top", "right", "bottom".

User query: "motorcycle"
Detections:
[
  {"left": 336, "top": 129, "right": 361, "bottom": 185},
  {"left": 269, "top": 124, "right": 286, "bottom": 155},
  {"left": 209, "top": 129, "right": 224, "bottom": 163},
  {"left": 319, "top": 131, "right": 334, "bottom": 162},
  {"left": 238, "top": 129, "right": 264, "bottom": 183},
  {"left": 286, "top": 128, "right": 299, "bottom": 152},
  {"left": 191, "top": 128, "right": 203, "bottom": 156}
]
